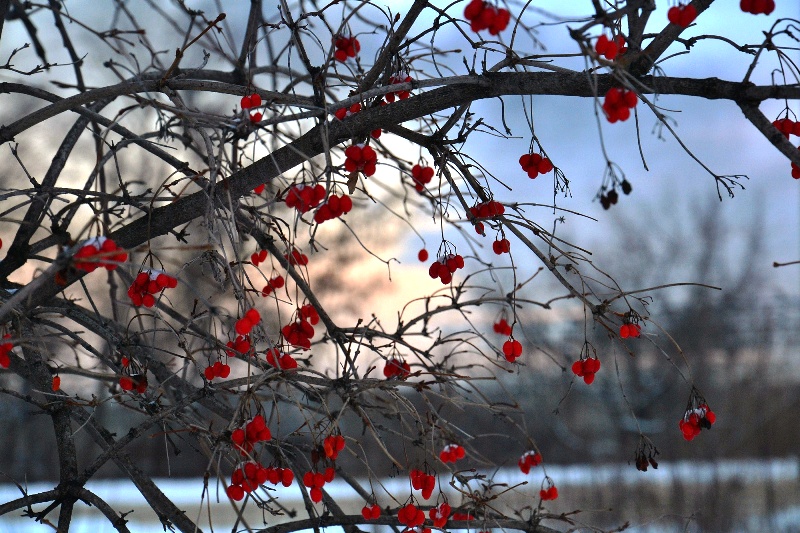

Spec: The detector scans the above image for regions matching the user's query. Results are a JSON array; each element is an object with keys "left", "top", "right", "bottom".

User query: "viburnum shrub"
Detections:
[{"left": 2, "top": 2, "right": 794, "bottom": 532}]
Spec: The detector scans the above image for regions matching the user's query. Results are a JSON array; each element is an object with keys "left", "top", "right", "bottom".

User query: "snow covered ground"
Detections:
[{"left": 0, "top": 457, "right": 797, "bottom": 532}]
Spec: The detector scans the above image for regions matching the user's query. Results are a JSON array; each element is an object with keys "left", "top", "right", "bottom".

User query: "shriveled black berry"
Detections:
[{"left": 621, "top": 179, "right": 632, "bottom": 195}]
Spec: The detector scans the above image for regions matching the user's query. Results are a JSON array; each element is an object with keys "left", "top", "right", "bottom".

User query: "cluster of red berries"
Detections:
[
  {"left": 603, "top": 87, "right": 638, "bottom": 123},
  {"left": 344, "top": 144, "right": 378, "bottom": 177},
  {"left": 119, "top": 374, "right": 147, "bottom": 393},
  {"left": 770, "top": 119, "right": 800, "bottom": 178},
  {"left": 250, "top": 249, "right": 267, "bottom": 266},
  {"left": 619, "top": 322, "right": 642, "bottom": 338},
  {"left": 265, "top": 347, "right": 298, "bottom": 370},
  {"left": 571, "top": 356, "right": 601, "bottom": 384},
  {"left": 594, "top": 34, "right": 627, "bottom": 60},
  {"left": 740, "top": 0, "right": 775, "bottom": 14},
  {"left": 334, "top": 102, "right": 382, "bottom": 138},
  {"left": 241, "top": 92, "right": 263, "bottom": 123},
  {"left": 285, "top": 248, "right": 309, "bottom": 266},
  {"left": 361, "top": 504, "right": 381, "bottom": 520},
  {"left": 599, "top": 189, "right": 619, "bottom": 210},
  {"left": 492, "top": 238, "right": 510, "bottom": 255},
  {"left": 600, "top": 179, "right": 632, "bottom": 210},
  {"left": 539, "top": 482, "right": 559, "bottom": 501},
  {"left": 773, "top": 117, "right": 800, "bottom": 138},
  {"left": 383, "top": 357, "right": 411, "bottom": 379},
  {"left": 469, "top": 200, "right": 505, "bottom": 219},
  {"left": 429, "top": 502, "right": 452, "bottom": 528},
  {"left": 313, "top": 193, "right": 353, "bottom": 224},
  {"left": 235, "top": 308, "right": 261, "bottom": 336},
  {"left": 127, "top": 270, "right": 178, "bottom": 307},
  {"left": 439, "top": 443, "right": 466, "bottom": 463},
  {"left": 428, "top": 253, "right": 465, "bottom": 285},
  {"left": 0, "top": 334, "right": 13, "bottom": 368},
  {"left": 231, "top": 414, "right": 272, "bottom": 455},
  {"left": 679, "top": 403, "right": 716, "bottom": 441},
  {"left": 518, "top": 450, "right": 542, "bottom": 474},
  {"left": 411, "top": 164, "right": 435, "bottom": 192},
  {"left": 226, "top": 461, "right": 294, "bottom": 501},
  {"left": 502, "top": 338, "right": 522, "bottom": 362},
  {"left": 667, "top": 3, "right": 698, "bottom": 27},
  {"left": 261, "top": 275, "right": 285, "bottom": 297},
  {"left": 323, "top": 434, "right": 346, "bottom": 460},
  {"left": 74, "top": 237, "right": 127, "bottom": 272},
  {"left": 385, "top": 74, "right": 412, "bottom": 102},
  {"left": 493, "top": 318, "right": 512, "bottom": 336},
  {"left": 333, "top": 35, "right": 360, "bottom": 62},
  {"left": 285, "top": 183, "right": 326, "bottom": 214},
  {"left": 635, "top": 442, "right": 659, "bottom": 472},
  {"left": 410, "top": 469, "right": 436, "bottom": 499},
  {"left": 398, "top": 503, "right": 426, "bottom": 528},
  {"left": 281, "top": 305, "right": 319, "bottom": 350},
  {"left": 303, "top": 467, "right": 336, "bottom": 503},
  {"left": 263, "top": 466, "right": 295, "bottom": 487},
  {"left": 463, "top": 0, "right": 510, "bottom": 35},
  {"left": 519, "top": 153, "right": 554, "bottom": 179},
  {"left": 204, "top": 360, "right": 231, "bottom": 380},
  {"left": 226, "top": 335, "right": 252, "bottom": 357}
]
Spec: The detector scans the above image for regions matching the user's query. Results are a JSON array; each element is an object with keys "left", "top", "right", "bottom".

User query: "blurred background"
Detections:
[{"left": 0, "top": 1, "right": 798, "bottom": 532}]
